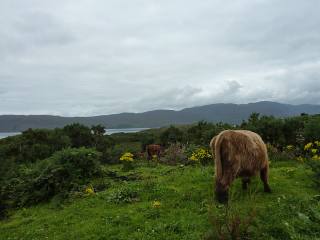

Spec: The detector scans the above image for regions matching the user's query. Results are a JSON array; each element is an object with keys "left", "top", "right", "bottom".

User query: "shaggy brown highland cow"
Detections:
[
  {"left": 210, "top": 130, "right": 271, "bottom": 203},
  {"left": 146, "top": 144, "right": 162, "bottom": 161}
]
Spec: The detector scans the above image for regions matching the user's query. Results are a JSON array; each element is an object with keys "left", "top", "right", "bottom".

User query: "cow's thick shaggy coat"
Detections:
[
  {"left": 146, "top": 144, "right": 162, "bottom": 161},
  {"left": 210, "top": 130, "right": 271, "bottom": 203}
]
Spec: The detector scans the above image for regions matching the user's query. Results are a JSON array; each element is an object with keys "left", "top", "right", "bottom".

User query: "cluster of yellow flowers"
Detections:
[
  {"left": 303, "top": 141, "right": 320, "bottom": 161},
  {"left": 312, "top": 155, "right": 320, "bottom": 161},
  {"left": 189, "top": 148, "right": 212, "bottom": 162},
  {"left": 296, "top": 156, "right": 305, "bottom": 162},
  {"left": 119, "top": 152, "right": 134, "bottom": 162},
  {"left": 84, "top": 185, "right": 95, "bottom": 195},
  {"left": 286, "top": 145, "right": 294, "bottom": 151},
  {"left": 152, "top": 200, "right": 161, "bottom": 208},
  {"left": 304, "top": 142, "right": 313, "bottom": 151}
]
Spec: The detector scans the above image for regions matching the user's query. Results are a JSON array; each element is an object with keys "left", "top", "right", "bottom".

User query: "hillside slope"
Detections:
[
  {"left": 0, "top": 161, "right": 318, "bottom": 240},
  {"left": 1, "top": 101, "right": 320, "bottom": 132}
]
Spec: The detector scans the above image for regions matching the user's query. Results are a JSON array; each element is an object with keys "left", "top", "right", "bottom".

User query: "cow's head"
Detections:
[{"left": 215, "top": 181, "right": 228, "bottom": 204}]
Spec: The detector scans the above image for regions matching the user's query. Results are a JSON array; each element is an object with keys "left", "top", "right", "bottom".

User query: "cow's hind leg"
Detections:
[
  {"left": 242, "top": 178, "right": 251, "bottom": 190},
  {"left": 260, "top": 167, "right": 271, "bottom": 193},
  {"left": 147, "top": 150, "right": 151, "bottom": 162},
  {"left": 215, "top": 171, "right": 237, "bottom": 204}
]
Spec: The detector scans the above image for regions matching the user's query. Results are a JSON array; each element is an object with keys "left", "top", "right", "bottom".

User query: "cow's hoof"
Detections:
[
  {"left": 215, "top": 191, "right": 228, "bottom": 204},
  {"left": 264, "top": 186, "right": 272, "bottom": 193}
]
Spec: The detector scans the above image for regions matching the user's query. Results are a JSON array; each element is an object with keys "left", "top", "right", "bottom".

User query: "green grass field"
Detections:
[{"left": 1, "top": 161, "right": 319, "bottom": 240}]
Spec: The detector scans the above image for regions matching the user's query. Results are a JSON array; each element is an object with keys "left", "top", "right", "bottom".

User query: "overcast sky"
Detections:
[{"left": 0, "top": 0, "right": 320, "bottom": 116}]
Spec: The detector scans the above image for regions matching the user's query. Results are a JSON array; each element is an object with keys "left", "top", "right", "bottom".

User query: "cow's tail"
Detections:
[
  {"left": 214, "top": 134, "right": 225, "bottom": 179},
  {"left": 210, "top": 136, "right": 217, "bottom": 172},
  {"left": 209, "top": 136, "right": 216, "bottom": 153}
]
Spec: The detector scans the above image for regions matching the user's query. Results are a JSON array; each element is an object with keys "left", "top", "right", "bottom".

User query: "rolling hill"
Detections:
[{"left": 1, "top": 101, "right": 320, "bottom": 132}]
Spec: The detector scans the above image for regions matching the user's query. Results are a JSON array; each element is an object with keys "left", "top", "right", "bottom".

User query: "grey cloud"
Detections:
[
  {"left": 225, "top": 81, "right": 242, "bottom": 93},
  {"left": 0, "top": 5, "right": 74, "bottom": 62},
  {"left": 13, "top": 11, "right": 75, "bottom": 46},
  {"left": 133, "top": 81, "right": 245, "bottom": 112},
  {"left": 0, "top": 0, "right": 319, "bottom": 116},
  {"left": 133, "top": 86, "right": 204, "bottom": 111}
]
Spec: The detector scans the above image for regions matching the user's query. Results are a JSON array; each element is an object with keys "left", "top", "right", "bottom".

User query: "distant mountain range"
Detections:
[{"left": 1, "top": 101, "right": 320, "bottom": 132}]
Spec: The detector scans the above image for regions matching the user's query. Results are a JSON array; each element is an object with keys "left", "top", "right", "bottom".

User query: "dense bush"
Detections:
[
  {"left": 0, "top": 148, "right": 102, "bottom": 217},
  {"left": 94, "top": 137, "right": 115, "bottom": 164},
  {"left": 63, "top": 123, "right": 94, "bottom": 148},
  {"left": 140, "top": 133, "right": 156, "bottom": 151},
  {"left": 302, "top": 140, "right": 320, "bottom": 190},
  {"left": 31, "top": 147, "right": 102, "bottom": 200},
  {"left": 106, "top": 143, "right": 141, "bottom": 164},
  {"left": 107, "top": 114, "right": 319, "bottom": 157},
  {"left": 242, "top": 114, "right": 286, "bottom": 147},
  {"left": 282, "top": 117, "right": 305, "bottom": 146},
  {"left": 0, "top": 128, "right": 71, "bottom": 164},
  {"left": 160, "top": 126, "right": 183, "bottom": 146},
  {"left": 160, "top": 143, "right": 187, "bottom": 165},
  {"left": 0, "top": 124, "right": 114, "bottom": 164},
  {"left": 267, "top": 144, "right": 296, "bottom": 162},
  {"left": 307, "top": 160, "right": 320, "bottom": 190},
  {"left": 186, "top": 121, "right": 232, "bottom": 146},
  {"left": 241, "top": 113, "right": 319, "bottom": 149},
  {"left": 304, "top": 117, "right": 320, "bottom": 142}
]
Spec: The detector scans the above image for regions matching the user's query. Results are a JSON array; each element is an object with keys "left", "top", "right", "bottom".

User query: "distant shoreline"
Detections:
[
  {"left": 1, "top": 102, "right": 319, "bottom": 133},
  {"left": 0, "top": 132, "right": 20, "bottom": 139},
  {"left": 0, "top": 128, "right": 150, "bottom": 139}
]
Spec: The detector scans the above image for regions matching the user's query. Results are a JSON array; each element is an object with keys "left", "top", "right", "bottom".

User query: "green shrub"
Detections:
[
  {"left": 107, "top": 143, "right": 141, "bottom": 164},
  {"left": 186, "top": 121, "right": 229, "bottom": 146},
  {"left": 304, "top": 117, "right": 320, "bottom": 142},
  {"left": 63, "top": 123, "right": 93, "bottom": 148},
  {"left": 267, "top": 144, "right": 296, "bottom": 162},
  {"left": 300, "top": 141, "right": 320, "bottom": 190},
  {"left": 0, "top": 148, "right": 102, "bottom": 216},
  {"left": 306, "top": 160, "right": 320, "bottom": 190},
  {"left": 160, "top": 143, "right": 187, "bottom": 165},
  {"left": 31, "top": 148, "right": 102, "bottom": 202},
  {"left": 184, "top": 144, "right": 199, "bottom": 158},
  {"left": 160, "top": 126, "right": 183, "bottom": 146},
  {"left": 188, "top": 146, "right": 212, "bottom": 165},
  {"left": 140, "top": 133, "right": 156, "bottom": 151},
  {"left": 0, "top": 129, "right": 71, "bottom": 164}
]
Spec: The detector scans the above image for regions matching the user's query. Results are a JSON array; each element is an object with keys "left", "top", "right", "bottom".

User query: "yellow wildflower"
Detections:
[
  {"left": 311, "top": 149, "right": 318, "bottom": 154},
  {"left": 286, "top": 145, "right": 294, "bottom": 151},
  {"left": 304, "top": 143, "right": 313, "bottom": 151},
  {"left": 312, "top": 155, "right": 320, "bottom": 161},
  {"left": 189, "top": 154, "right": 199, "bottom": 162},
  {"left": 152, "top": 200, "right": 161, "bottom": 208},
  {"left": 85, "top": 186, "right": 95, "bottom": 194},
  {"left": 296, "top": 156, "right": 305, "bottom": 162},
  {"left": 189, "top": 148, "right": 211, "bottom": 162},
  {"left": 120, "top": 152, "right": 134, "bottom": 162}
]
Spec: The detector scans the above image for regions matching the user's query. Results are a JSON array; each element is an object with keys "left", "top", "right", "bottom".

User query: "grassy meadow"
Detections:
[
  {"left": 1, "top": 115, "right": 320, "bottom": 239},
  {"left": 1, "top": 160, "right": 319, "bottom": 240}
]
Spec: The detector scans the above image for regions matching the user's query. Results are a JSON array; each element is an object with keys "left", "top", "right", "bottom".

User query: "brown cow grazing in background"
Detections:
[
  {"left": 146, "top": 144, "right": 162, "bottom": 161},
  {"left": 210, "top": 130, "right": 271, "bottom": 203}
]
